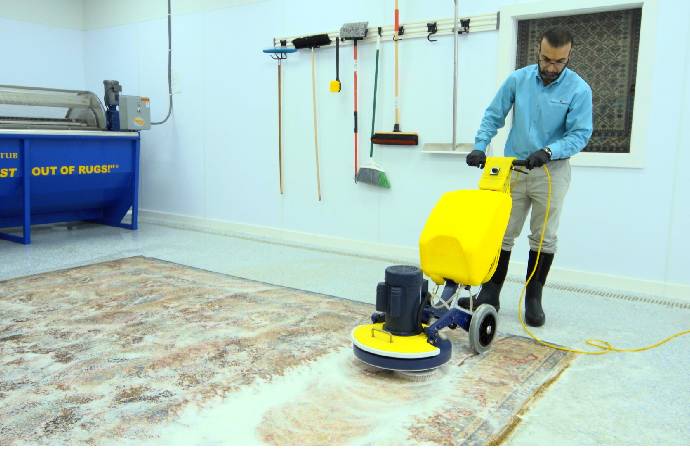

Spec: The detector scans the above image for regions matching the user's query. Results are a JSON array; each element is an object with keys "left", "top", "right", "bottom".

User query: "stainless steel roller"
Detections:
[{"left": 0, "top": 85, "right": 106, "bottom": 130}]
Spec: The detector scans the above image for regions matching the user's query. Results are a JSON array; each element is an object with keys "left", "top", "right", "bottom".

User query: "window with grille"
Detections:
[{"left": 516, "top": 9, "right": 642, "bottom": 154}]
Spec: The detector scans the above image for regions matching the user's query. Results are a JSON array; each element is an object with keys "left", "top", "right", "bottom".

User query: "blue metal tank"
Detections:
[{"left": 0, "top": 130, "right": 140, "bottom": 244}]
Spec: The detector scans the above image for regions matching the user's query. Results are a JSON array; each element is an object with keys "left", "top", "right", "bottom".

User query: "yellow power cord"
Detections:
[{"left": 516, "top": 164, "right": 690, "bottom": 355}]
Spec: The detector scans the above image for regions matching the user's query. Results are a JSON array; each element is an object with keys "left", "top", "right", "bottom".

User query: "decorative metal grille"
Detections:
[{"left": 517, "top": 9, "right": 642, "bottom": 153}]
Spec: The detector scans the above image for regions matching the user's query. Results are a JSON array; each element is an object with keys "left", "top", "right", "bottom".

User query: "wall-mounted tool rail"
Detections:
[{"left": 273, "top": 12, "right": 498, "bottom": 49}]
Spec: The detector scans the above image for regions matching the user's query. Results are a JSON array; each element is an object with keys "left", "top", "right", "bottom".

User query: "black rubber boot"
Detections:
[
  {"left": 524, "top": 250, "right": 554, "bottom": 327},
  {"left": 459, "top": 250, "right": 511, "bottom": 311}
]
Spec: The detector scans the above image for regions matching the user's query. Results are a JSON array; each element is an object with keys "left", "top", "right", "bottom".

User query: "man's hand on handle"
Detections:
[
  {"left": 466, "top": 150, "right": 486, "bottom": 169},
  {"left": 466, "top": 148, "right": 551, "bottom": 170},
  {"left": 525, "top": 148, "right": 551, "bottom": 169}
]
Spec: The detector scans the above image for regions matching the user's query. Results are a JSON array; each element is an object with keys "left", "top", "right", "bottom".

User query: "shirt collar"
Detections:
[{"left": 534, "top": 64, "right": 568, "bottom": 86}]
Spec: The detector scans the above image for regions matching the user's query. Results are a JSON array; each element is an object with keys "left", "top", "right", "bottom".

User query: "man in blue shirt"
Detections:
[{"left": 461, "top": 28, "right": 593, "bottom": 327}]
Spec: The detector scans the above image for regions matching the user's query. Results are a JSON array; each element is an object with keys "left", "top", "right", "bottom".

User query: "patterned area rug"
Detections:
[{"left": 0, "top": 257, "right": 574, "bottom": 445}]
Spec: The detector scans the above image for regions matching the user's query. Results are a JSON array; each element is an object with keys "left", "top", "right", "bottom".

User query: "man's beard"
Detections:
[{"left": 538, "top": 62, "right": 567, "bottom": 82}]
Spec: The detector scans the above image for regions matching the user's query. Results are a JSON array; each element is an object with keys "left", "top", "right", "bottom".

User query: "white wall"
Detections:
[
  {"left": 82, "top": 0, "right": 507, "bottom": 240},
  {"left": 553, "top": 0, "right": 690, "bottom": 291},
  {"left": 665, "top": 10, "right": 690, "bottom": 287},
  {"left": 0, "top": 0, "right": 86, "bottom": 89},
  {"left": 0, "top": 0, "right": 83, "bottom": 30},
  {"left": 83, "top": 0, "right": 267, "bottom": 30},
  {"left": 79, "top": 0, "right": 689, "bottom": 293}
]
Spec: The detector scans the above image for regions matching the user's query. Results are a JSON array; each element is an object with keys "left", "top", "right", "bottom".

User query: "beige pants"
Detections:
[{"left": 502, "top": 158, "right": 571, "bottom": 254}]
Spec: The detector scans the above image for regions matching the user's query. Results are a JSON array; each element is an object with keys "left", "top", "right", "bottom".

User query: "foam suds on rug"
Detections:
[
  {"left": 134, "top": 348, "right": 457, "bottom": 445},
  {"left": 132, "top": 337, "right": 568, "bottom": 446}
]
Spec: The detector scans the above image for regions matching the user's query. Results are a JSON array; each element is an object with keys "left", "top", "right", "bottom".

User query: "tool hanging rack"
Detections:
[{"left": 273, "top": 12, "right": 498, "bottom": 49}]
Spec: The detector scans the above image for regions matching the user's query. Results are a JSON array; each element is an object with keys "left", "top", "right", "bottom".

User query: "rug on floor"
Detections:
[{"left": 0, "top": 256, "right": 574, "bottom": 445}]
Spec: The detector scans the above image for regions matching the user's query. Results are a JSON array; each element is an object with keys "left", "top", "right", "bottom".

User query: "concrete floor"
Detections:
[{"left": 1, "top": 222, "right": 689, "bottom": 445}]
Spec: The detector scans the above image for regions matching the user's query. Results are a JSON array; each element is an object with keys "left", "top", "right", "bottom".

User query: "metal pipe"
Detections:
[{"left": 452, "top": 0, "right": 458, "bottom": 152}]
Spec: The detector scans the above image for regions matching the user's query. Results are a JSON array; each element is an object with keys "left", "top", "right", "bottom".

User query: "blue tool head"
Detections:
[
  {"left": 263, "top": 46, "right": 297, "bottom": 61},
  {"left": 262, "top": 47, "right": 297, "bottom": 54}
]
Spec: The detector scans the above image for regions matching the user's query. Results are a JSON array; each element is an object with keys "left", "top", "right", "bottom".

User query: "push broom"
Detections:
[
  {"left": 371, "top": 0, "right": 419, "bottom": 146},
  {"left": 340, "top": 21, "right": 368, "bottom": 181},
  {"left": 292, "top": 33, "right": 332, "bottom": 201},
  {"left": 356, "top": 27, "right": 391, "bottom": 188}
]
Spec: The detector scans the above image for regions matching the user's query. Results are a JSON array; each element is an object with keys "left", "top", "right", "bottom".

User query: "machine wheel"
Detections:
[{"left": 469, "top": 304, "right": 498, "bottom": 354}]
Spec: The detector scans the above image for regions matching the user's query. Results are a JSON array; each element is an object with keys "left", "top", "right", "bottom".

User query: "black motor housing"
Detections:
[{"left": 376, "top": 265, "right": 428, "bottom": 336}]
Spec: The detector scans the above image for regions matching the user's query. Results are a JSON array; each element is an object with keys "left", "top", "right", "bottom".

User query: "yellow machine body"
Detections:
[
  {"left": 351, "top": 322, "right": 440, "bottom": 358},
  {"left": 419, "top": 157, "right": 516, "bottom": 287}
]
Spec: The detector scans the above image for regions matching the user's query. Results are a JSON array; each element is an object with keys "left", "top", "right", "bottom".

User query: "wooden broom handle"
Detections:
[
  {"left": 312, "top": 48, "right": 322, "bottom": 201},
  {"left": 278, "top": 62, "right": 284, "bottom": 195}
]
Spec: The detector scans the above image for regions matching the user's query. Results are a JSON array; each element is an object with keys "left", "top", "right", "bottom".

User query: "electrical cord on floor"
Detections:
[{"left": 517, "top": 165, "right": 690, "bottom": 355}]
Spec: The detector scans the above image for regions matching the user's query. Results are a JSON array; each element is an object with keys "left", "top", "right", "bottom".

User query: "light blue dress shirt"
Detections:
[{"left": 475, "top": 64, "right": 593, "bottom": 160}]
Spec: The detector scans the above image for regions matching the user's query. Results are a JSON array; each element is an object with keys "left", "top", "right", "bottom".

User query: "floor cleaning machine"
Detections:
[{"left": 352, "top": 157, "right": 528, "bottom": 371}]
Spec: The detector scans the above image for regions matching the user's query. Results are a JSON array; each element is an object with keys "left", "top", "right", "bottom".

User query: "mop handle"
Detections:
[
  {"left": 354, "top": 41, "right": 359, "bottom": 177},
  {"left": 370, "top": 30, "right": 381, "bottom": 158},
  {"left": 312, "top": 49, "right": 322, "bottom": 201},
  {"left": 394, "top": 0, "right": 400, "bottom": 128},
  {"left": 278, "top": 62, "right": 284, "bottom": 195}
]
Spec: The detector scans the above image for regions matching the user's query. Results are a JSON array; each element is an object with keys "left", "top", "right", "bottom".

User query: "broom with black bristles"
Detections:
[
  {"left": 371, "top": 0, "right": 419, "bottom": 146},
  {"left": 292, "top": 33, "right": 332, "bottom": 201}
]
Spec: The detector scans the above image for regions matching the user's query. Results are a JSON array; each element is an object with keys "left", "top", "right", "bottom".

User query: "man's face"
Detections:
[{"left": 537, "top": 38, "right": 572, "bottom": 82}]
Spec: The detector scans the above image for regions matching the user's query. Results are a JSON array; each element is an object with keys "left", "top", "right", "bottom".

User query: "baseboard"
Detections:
[
  {"left": 137, "top": 209, "right": 418, "bottom": 264},
  {"left": 506, "top": 264, "right": 690, "bottom": 307},
  {"left": 136, "top": 209, "right": 690, "bottom": 305}
]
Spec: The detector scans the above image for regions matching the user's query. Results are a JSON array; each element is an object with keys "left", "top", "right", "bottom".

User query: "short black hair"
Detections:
[{"left": 539, "top": 28, "right": 574, "bottom": 48}]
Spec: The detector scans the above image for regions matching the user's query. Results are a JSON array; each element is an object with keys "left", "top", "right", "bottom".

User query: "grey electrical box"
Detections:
[{"left": 119, "top": 95, "right": 151, "bottom": 131}]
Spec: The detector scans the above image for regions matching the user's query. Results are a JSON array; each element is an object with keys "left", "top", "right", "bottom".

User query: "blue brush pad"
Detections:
[{"left": 352, "top": 337, "right": 452, "bottom": 372}]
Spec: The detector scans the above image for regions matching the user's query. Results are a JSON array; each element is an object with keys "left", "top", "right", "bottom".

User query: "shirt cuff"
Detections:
[
  {"left": 547, "top": 142, "right": 562, "bottom": 160},
  {"left": 474, "top": 140, "right": 489, "bottom": 152}
]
